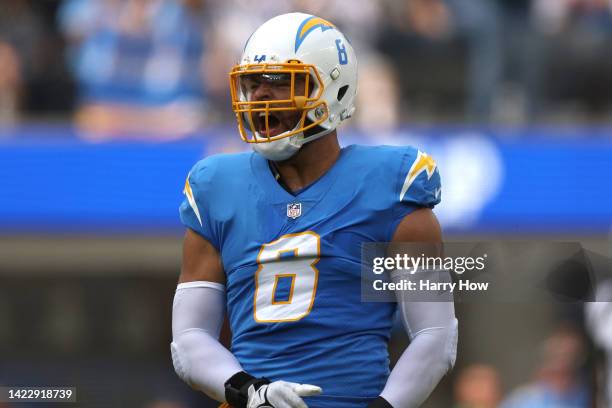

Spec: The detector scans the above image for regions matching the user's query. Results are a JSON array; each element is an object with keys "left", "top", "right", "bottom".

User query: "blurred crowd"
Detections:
[
  {"left": 454, "top": 325, "right": 592, "bottom": 408},
  {"left": 1, "top": 0, "right": 612, "bottom": 139}
]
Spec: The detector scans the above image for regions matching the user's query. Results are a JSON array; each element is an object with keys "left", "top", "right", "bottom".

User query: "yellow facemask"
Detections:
[{"left": 228, "top": 61, "right": 328, "bottom": 143}]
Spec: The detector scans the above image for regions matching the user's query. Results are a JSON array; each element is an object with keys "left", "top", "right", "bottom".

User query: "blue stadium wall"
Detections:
[{"left": 0, "top": 125, "right": 610, "bottom": 235}]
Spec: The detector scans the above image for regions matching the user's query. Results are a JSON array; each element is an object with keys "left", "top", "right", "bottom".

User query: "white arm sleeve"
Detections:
[
  {"left": 171, "top": 281, "right": 243, "bottom": 402},
  {"left": 380, "top": 271, "right": 458, "bottom": 408}
]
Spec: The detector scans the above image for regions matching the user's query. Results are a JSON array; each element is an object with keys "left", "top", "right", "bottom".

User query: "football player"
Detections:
[{"left": 172, "top": 12, "right": 457, "bottom": 408}]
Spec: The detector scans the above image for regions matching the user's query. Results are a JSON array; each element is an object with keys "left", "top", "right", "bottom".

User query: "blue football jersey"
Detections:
[{"left": 179, "top": 144, "right": 441, "bottom": 408}]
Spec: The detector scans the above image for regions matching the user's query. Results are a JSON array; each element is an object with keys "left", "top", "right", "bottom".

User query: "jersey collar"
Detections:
[{"left": 250, "top": 146, "right": 352, "bottom": 206}]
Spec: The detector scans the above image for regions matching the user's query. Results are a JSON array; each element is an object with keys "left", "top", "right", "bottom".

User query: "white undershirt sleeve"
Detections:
[
  {"left": 380, "top": 271, "right": 458, "bottom": 408},
  {"left": 171, "top": 281, "right": 243, "bottom": 402}
]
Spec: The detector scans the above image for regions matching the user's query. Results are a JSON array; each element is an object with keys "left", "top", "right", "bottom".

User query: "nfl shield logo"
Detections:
[{"left": 287, "top": 202, "right": 302, "bottom": 219}]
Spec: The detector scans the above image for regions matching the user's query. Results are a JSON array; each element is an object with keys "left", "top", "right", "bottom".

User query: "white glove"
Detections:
[{"left": 247, "top": 380, "right": 322, "bottom": 408}]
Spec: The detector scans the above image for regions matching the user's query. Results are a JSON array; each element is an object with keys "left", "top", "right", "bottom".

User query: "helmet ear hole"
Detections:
[{"left": 337, "top": 85, "right": 349, "bottom": 101}]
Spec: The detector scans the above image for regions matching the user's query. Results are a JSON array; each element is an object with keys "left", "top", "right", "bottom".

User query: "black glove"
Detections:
[
  {"left": 224, "top": 371, "right": 322, "bottom": 408},
  {"left": 225, "top": 371, "right": 271, "bottom": 408}
]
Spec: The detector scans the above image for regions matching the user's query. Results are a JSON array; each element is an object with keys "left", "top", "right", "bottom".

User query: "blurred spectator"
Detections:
[
  {"left": 376, "top": 0, "right": 550, "bottom": 125},
  {"left": 378, "top": 0, "right": 503, "bottom": 123},
  {"left": 500, "top": 325, "right": 590, "bottom": 408},
  {"left": 533, "top": 0, "right": 612, "bottom": 122},
  {"left": 534, "top": 0, "right": 612, "bottom": 35},
  {"left": 0, "top": 0, "right": 48, "bottom": 125},
  {"left": 490, "top": 0, "right": 542, "bottom": 124},
  {"left": 355, "top": 54, "right": 401, "bottom": 134},
  {"left": 0, "top": 41, "right": 21, "bottom": 125},
  {"left": 59, "top": 0, "right": 208, "bottom": 140},
  {"left": 453, "top": 364, "right": 502, "bottom": 408}
]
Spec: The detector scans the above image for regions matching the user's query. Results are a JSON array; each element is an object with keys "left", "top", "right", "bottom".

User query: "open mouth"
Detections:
[{"left": 254, "top": 112, "right": 284, "bottom": 138}]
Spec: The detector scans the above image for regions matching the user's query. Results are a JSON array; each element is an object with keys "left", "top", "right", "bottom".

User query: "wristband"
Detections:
[{"left": 224, "top": 371, "right": 271, "bottom": 408}]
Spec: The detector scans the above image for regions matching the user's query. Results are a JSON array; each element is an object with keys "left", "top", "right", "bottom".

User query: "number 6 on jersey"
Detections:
[{"left": 254, "top": 232, "right": 320, "bottom": 322}]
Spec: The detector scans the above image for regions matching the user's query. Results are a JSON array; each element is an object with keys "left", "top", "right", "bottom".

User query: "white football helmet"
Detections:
[{"left": 229, "top": 12, "right": 358, "bottom": 161}]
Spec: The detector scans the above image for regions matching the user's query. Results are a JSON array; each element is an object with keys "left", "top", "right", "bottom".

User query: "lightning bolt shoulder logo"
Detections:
[
  {"left": 294, "top": 16, "right": 336, "bottom": 52},
  {"left": 399, "top": 150, "right": 437, "bottom": 201},
  {"left": 183, "top": 174, "right": 203, "bottom": 227}
]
